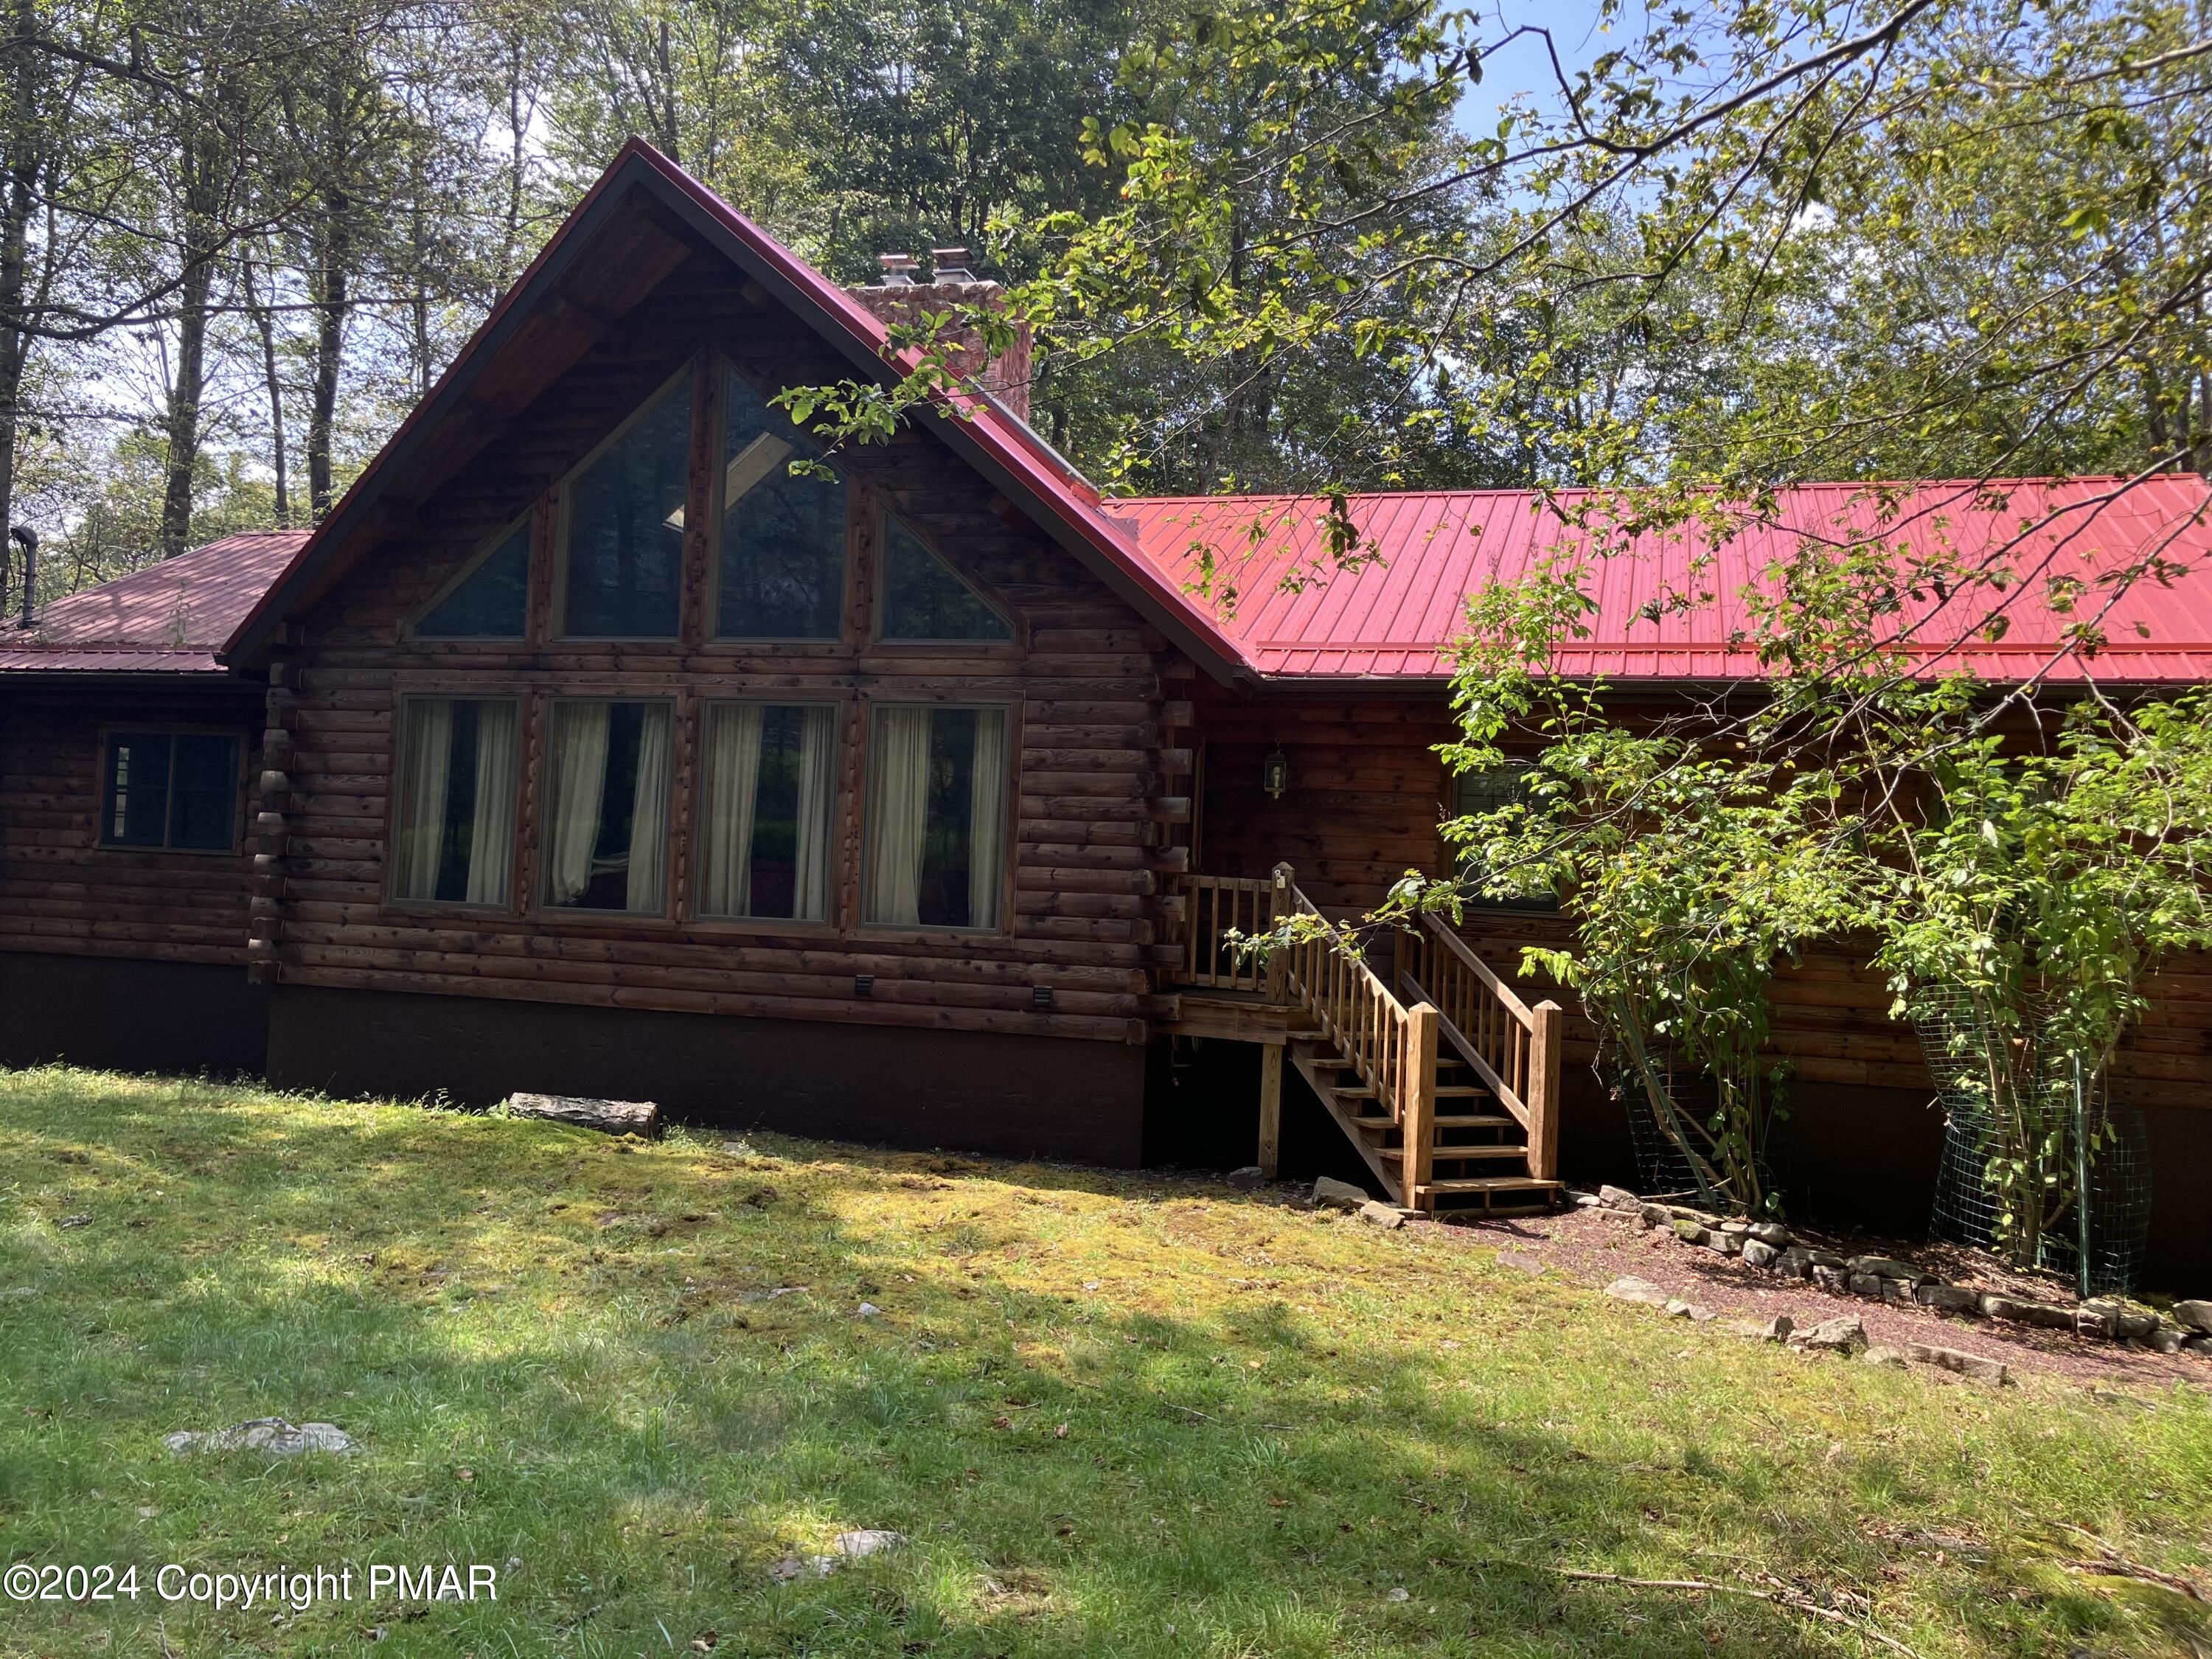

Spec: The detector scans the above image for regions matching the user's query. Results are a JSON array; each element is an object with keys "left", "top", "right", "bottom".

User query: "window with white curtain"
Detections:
[
  {"left": 862, "top": 706, "right": 1008, "bottom": 930},
  {"left": 393, "top": 699, "right": 520, "bottom": 905},
  {"left": 542, "top": 700, "right": 674, "bottom": 914},
  {"left": 698, "top": 702, "right": 838, "bottom": 922}
]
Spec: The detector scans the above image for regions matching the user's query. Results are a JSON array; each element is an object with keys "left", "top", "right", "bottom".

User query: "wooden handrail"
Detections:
[
  {"left": 1172, "top": 872, "right": 1287, "bottom": 995},
  {"left": 1399, "top": 910, "right": 1564, "bottom": 1180},
  {"left": 1269, "top": 863, "right": 1438, "bottom": 1164}
]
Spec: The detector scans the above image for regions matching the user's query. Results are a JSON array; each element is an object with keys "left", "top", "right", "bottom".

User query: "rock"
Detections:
[
  {"left": 1598, "top": 1184, "right": 1641, "bottom": 1211},
  {"left": 1881, "top": 1279, "right": 1919, "bottom": 1305},
  {"left": 1848, "top": 1255, "right": 1930, "bottom": 1284},
  {"left": 1605, "top": 1276, "right": 1672, "bottom": 1309},
  {"left": 2186, "top": 1335, "right": 2212, "bottom": 1357},
  {"left": 1722, "top": 1314, "right": 1794, "bottom": 1342},
  {"left": 1863, "top": 1344, "right": 1908, "bottom": 1367},
  {"left": 1914, "top": 1282, "right": 1980, "bottom": 1314},
  {"left": 504, "top": 1093, "right": 661, "bottom": 1138},
  {"left": 1495, "top": 1248, "right": 1546, "bottom": 1274},
  {"left": 1746, "top": 1222, "right": 1792, "bottom": 1248},
  {"left": 57, "top": 1214, "right": 91, "bottom": 1229},
  {"left": 1687, "top": 1304, "right": 1719, "bottom": 1323},
  {"left": 2149, "top": 1326, "right": 2188, "bottom": 1354},
  {"left": 1717, "top": 1220, "right": 1750, "bottom": 1237},
  {"left": 1638, "top": 1203, "right": 1669, "bottom": 1230},
  {"left": 1357, "top": 1200, "right": 1409, "bottom": 1230},
  {"left": 1982, "top": 1295, "right": 2076, "bottom": 1330},
  {"left": 1225, "top": 1166, "right": 1265, "bottom": 1189},
  {"left": 830, "top": 1530, "right": 905, "bottom": 1561},
  {"left": 1385, "top": 1587, "right": 1411, "bottom": 1604},
  {"left": 1812, "top": 1265, "right": 1849, "bottom": 1294},
  {"left": 857, "top": 1303, "right": 881, "bottom": 1317},
  {"left": 164, "top": 1419, "right": 360, "bottom": 1457},
  {"left": 1774, "top": 1248, "right": 1814, "bottom": 1280},
  {"left": 1741, "top": 1239, "right": 1778, "bottom": 1270},
  {"left": 1710, "top": 1232, "right": 1742, "bottom": 1256},
  {"left": 2166, "top": 1298, "right": 2212, "bottom": 1335},
  {"left": 1806, "top": 1250, "right": 1849, "bottom": 1270},
  {"left": 1902, "top": 1343, "right": 2010, "bottom": 1385},
  {"left": 1570, "top": 1190, "right": 1604, "bottom": 1208},
  {"left": 1672, "top": 1218, "right": 1712, "bottom": 1246},
  {"left": 1663, "top": 1298, "right": 1693, "bottom": 1318},
  {"left": 1795, "top": 1315, "right": 1866, "bottom": 1354},
  {"left": 1312, "top": 1176, "right": 1368, "bottom": 1211},
  {"left": 1848, "top": 1273, "right": 1883, "bottom": 1298},
  {"left": 2074, "top": 1305, "right": 2118, "bottom": 1341}
]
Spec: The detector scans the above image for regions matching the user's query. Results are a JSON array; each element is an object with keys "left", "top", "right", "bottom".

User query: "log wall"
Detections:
[
  {"left": 0, "top": 685, "right": 263, "bottom": 967},
  {"left": 1187, "top": 678, "right": 2212, "bottom": 1110},
  {"left": 263, "top": 251, "right": 1188, "bottom": 1045}
]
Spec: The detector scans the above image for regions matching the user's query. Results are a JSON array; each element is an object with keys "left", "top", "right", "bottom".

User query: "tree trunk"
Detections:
[
  {"left": 160, "top": 136, "right": 220, "bottom": 560},
  {"left": 0, "top": 0, "right": 45, "bottom": 592},
  {"left": 306, "top": 189, "right": 350, "bottom": 519},
  {"left": 243, "top": 250, "right": 289, "bottom": 526}
]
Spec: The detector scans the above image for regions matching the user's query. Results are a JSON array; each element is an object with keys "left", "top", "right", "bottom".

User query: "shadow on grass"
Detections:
[{"left": 0, "top": 1065, "right": 2197, "bottom": 1658}]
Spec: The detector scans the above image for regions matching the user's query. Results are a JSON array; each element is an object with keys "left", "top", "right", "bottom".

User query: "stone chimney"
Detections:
[{"left": 847, "top": 248, "right": 1035, "bottom": 422}]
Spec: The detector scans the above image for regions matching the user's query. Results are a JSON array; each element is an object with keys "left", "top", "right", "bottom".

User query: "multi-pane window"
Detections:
[
  {"left": 543, "top": 700, "right": 674, "bottom": 914},
  {"left": 560, "top": 374, "right": 692, "bottom": 638},
  {"left": 698, "top": 703, "right": 838, "bottom": 922},
  {"left": 863, "top": 706, "right": 1009, "bottom": 930},
  {"left": 879, "top": 515, "right": 1010, "bottom": 641},
  {"left": 715, "top": 369, "right": 848, "bottom": 639},
  {"left": 100, "top": 732, "right": 239, "bottom": 850},
  {"left": 393, "top": 698, "right": 520, "bottom": 905},
  {"left": 417, "top": 522, "right": 529, "bottom": 639}
]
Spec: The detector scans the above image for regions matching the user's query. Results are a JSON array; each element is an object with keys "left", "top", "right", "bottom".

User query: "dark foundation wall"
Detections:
[
  {"left": 266, "top": 985, "right": 1148, "bottom": 1164},
  {"left": 0, "top": 950, "right": 268, "bottom": 1075}
]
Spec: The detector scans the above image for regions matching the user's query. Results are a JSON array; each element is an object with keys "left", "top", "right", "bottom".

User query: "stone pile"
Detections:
[{"left": 1591, "top": 1186, "right": 2212, "bottom": 1357}]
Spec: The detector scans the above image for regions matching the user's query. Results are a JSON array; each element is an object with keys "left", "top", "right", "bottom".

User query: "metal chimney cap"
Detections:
[
  {"left": 876, "top": 252, "right": 918, "bottom": 285},
  {"left": 930, "top": 246, "right": 976, "bottom": 282}
]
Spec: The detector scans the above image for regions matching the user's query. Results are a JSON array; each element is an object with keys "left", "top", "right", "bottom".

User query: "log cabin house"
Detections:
[{"left": 4, "top": 141, "right": 2211, "bottom": 1282}]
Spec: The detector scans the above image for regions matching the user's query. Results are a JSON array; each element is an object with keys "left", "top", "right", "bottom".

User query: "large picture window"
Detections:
[
  {"left": 394, "top": 699, "right": 520, "bottom": 905},
  {"left": 714, "top": 368, "right": 848, "bottom": 639},
  {"left": 698, "top": 703, "right": 838, "bottom": 922},
  {"left": 100, "top": 732, "right": 239, "bottom": 851},
  {"left": 543, "top": 700, "right": 674, "bottom": 914},
  {"left": 863, "top": 706, "right": 1009, "bottom": 930},
  {"left": 560, "top": 372, "right": 692, "bottom": 638}
]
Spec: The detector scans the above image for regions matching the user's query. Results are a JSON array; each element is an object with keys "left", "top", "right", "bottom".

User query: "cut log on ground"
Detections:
[{"left": 503, "top": 1093, "right": 661, "bottom": 1138}]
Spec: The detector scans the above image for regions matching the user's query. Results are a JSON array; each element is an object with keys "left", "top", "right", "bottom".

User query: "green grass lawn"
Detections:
[{"left": 0, "top": 1068, "right": 2207, "bottom": 1658}]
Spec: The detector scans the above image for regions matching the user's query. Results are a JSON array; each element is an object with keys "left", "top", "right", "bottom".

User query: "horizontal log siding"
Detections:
[
  {"left": 1191, "top": 681, "right": 2212, "bottom": 1109},
  {"left": 0, "top": 689, "right": 263, "bottom": 965},
  {"left": 268, "top": 254, "right": 1177, "bottom": 1043}
]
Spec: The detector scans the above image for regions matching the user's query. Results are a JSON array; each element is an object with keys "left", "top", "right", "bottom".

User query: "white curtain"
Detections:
[
  {"left": 864, "top": 706, "right": 932, "bottom": 925},
  {"left": 793, "top": 705, "right": 836, "bottom": 923},
  {"left": 397, "top": 699, "right": 453, "bottom": 900},
  {"left": 627, "top": 705, "right": 672, "bottom": 914},
  {"left": 700, "top": 703, "right": 764, "bottom": 916},
  {"left": 465, "top": 700, "right": 518, "bottom": 905},
  {"left": 966, "top": 709, "right": 1007, "bottom": 928},
  {"left": 546, "top": 702, "right": 610, "bottom": 905}
]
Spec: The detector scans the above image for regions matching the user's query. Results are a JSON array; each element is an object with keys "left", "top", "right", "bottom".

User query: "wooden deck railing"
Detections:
[
  {"left": 1174, "top": 872, "right": 1288, "bottom": 994},
  {"left": 1399, "top": 911, "right": 1564, "bottom": 1180},
  {"left": 1270, "top": 863, "right": 1441, "bottom": 1193}
]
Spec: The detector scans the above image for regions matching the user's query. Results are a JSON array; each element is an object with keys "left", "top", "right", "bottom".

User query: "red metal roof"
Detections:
[
  {"left": 1108, "top": 476, "right": 2212, "bottom": 682},
  {"left": 0, "top": 531, "right": 307, "bottom": 674}
]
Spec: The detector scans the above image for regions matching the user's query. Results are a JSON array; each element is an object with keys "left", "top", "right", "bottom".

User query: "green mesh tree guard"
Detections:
[{"left": 1914, "top": 984, "right": 2153, "bottom": 1296}]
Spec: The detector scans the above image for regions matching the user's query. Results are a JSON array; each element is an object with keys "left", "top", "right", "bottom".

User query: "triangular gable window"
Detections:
[
  {"left": 416, "top": 521, "right": 529, "bottom": 639},
  {"left": 560, "top": 369, "right": 692, "bottom": 638},
  {"left": 880, "top": 515, "right": 1011, "bottom": 641}
]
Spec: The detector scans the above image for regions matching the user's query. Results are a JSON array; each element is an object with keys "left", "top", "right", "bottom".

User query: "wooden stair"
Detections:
[{"left": 1290, "top": 1039, "right": 1563, "bottom": 1218}]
